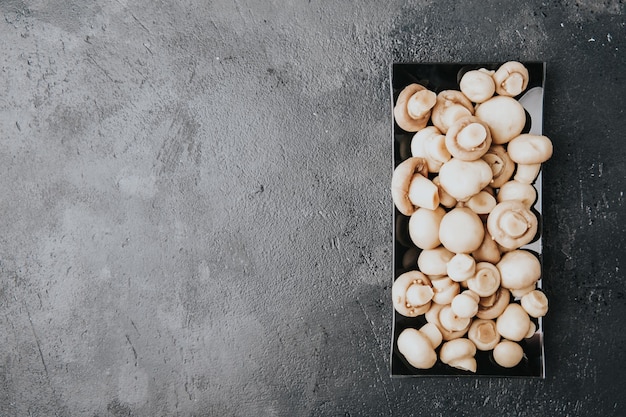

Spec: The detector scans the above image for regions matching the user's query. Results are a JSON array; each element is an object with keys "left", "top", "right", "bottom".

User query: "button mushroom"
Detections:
[
  {"left": 474, "top": 96, "right": 526, "bottom": 145},
  {"left": 425, "top": 303, "right": 468, "bottom": 341},
  {"left": 466, "top": 190, "right": 497, "bottom": 215},
  {"left": 417, "top": 246, "right": 455, "bottom": 276},
  {"left": 408, "top": 206, "right": 446, "bottom": 250},
  {"left": 393, "top": 83, "right": 437, "bottom": 132},
  {"left": 438, "top": 158, "right": 493, "bottom": 202},
  {"left": 431, "top": 276, "right": 461, "bottom": 305},
  {"left": 445, "top": 116, "right": 492, "bottom": 161},
  {"left": 392, "top": 270, "right": 434, "bottom": 317},
  {"left": 471, "top": 227, "right": 502, "bottom": 264},
  {"left": 496, "top": 180, "right": 537, "bottom": 207},
  {"left": 521, "top": 289, "right": 549, "bottom": 318},
  {"left": 497, "top": 250, "right": 541, "bottom": 291},
  {"left": 459, "top": 68, "right": 495, "bottom": 103},
  {"left": 396, "top": 323, "right": 442, "bottom": 369},
  {"left": 492, "top": 61, "right": 529, "bottom": 97},
  {"left": 496, "top": 303, "right": 532, "bottom": 342},
  {"left": 468, "top": 319, "right": 500, "bottom": 351},
  {"left": 466, "top": 262, "right": 501, "bottom": 297},
  {"left": 391, "top": 157, "right": 439, "bottom": 216},
  {"left": 431, "top": 90, "right": 474, "bottom": 133},
  {"left": 410, "top": 126, "right": 451, "bottom": 173},
  {"left": 492, "top": 340, "right": 525, "bottom": 368},
  {"left": 439, "top": 207, "right": 485, "bottom": 254},
  {"left": 487, "top": 200, "right": 538, "bottom": 250},
  {"left": 439, "top": 338, "right": 477, "bottom": 372},
  {"left": 447, "top": 253, "right": 476, "bottom": 282},
  {"left": 482, "top": 145, "right": 515, "bottom": 188},
  {"left": 432, "top": 176, "right": 457, "bottom": 208},
  {"left": 451, "top": 290, "right": 480, "bottom": 318},
  {"left": 476, "top": 286, "right": 510, "bottom": 320},
  {"left": 507, "top": 134, "right": 553, "bottom": 183}
]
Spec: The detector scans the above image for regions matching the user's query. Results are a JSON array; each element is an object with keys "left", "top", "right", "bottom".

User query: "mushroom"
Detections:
[
  {"left": 496, "top": 303, "right": 532, "bottom": 341},
  {"left": 391, "top": 157, "right": 439, "bottom": 216},
  {"left": 438, "top": 158, "right": 493, "bottom": 202},
  {"left": 476, "top": 286, "right": 510, "bottom": 320},
  {"left": 431, "top": 276, "right": 461, "bottom": 305},
  {"left": 432, "top": 176, "right": 457, "bottom": 208},
  {"left": 525, "top": 321, "right": 537, "bottom": 338},
  {"left": 514, "top": 163, "right": 542, "bottom": 184},
  {"left": 466, "top": 190, "right": 497, "bottom": 214},
  {"left": 497, "top": 250, "right": 541, "bottom": 290},
  {"left": 510, "top": 283, "right": 536, "bottom": 298},
  {"left": 466, "top": 262, "right": 501, "bottom": 297},
  {"left": 431, "top": 90, "right": 474, "bottom": 133},
  {"left": 439, "top": 207, "right": 485, "bottom": 254},
  {"left": 487, "top": 200, "right": 538, "bottom": 250},
  {"left": 474, "top": 96, "right": 526, "bottom": 145},
  {"left": 392, "top": 270, "right": 434, "bottom": 317},
  {"left": 459, "top": 68, "right": 495, "bottom": 103},
  {"left": 426, "top": 303, "right": 468, "bottom": 341},
  {"left": 393, "top": 83, "right": 437, "bottom": 132},
  {"left": 396, "top": 323, "right": 442, "bottom": 369},
  {"left": 471, "top": 227, "right": 502, "bottom": 264},
  {"left": 408, "top": 206, "right": 446, "bottom": 250},
  {"left": 439, "top": 338, "right": 477, "bottom": 372},
  {"left": 468, "top": 319, "right": 500, "bottom": 351},
  {"left": 439, "top": 304, "right": 472, "bottom": 331},
  {"left": 496, "top": 180, "right": 537, "bottom": 207},
  {"left": 417, "top": 246, "right": 455, "bottom": 276},
  {"left": 410, "top": 126, "right": 451, "bottom": 173},
  {"left": 492, "top": 61, "right": 529, "bottom": 97},
  {"left": 447, "top": 253, "right": 476, "bottom": 282},
  {"left": 492, "top": 340, "right": 525, "bottom": 368},
  {"left": 445, "top": 116, "right": 492, "bottom": 161},
  {"left": 521, "top": 289, "right": 549, "bottom": 318},
  {"left": 507, "top": 134, "right": 553, "bottom": 165},
  {"left": 482, "top": 145, "right": 515, "bottom": 188},
  {"left": 451, "top": 290, "right": 480, "bottom": 318}
]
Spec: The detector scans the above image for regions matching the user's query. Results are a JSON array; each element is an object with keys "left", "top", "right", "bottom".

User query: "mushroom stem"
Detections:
[
  {"left": 406, "top": 282, "right": 435, "bottom": 307},
  {"left": 514, "top": 163, "right": 542, "bottom": 184},
  {"left": 457, "top": 123, "right": 487, "bottom": 150},
  {"left": 408, "top": 173, "right": 440, "bottom": 210}
]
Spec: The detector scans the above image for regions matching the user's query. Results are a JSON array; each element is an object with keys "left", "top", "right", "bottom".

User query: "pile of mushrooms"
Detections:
[{"left": 392, "top": 61, "right": 552, "bottom": 373}]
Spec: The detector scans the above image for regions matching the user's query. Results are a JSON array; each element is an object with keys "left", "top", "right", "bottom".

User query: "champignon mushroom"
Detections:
[
  {"left": 431, "top": 90, "right": 474, "bottom": 133},
  {"left": 507, "top": 134, "right": 553, "bottom": 165},
  {"left": 521, "top": 289, "right": 549, "bottom": 318},
  {"left": 496, "top": 180, "right": 537, "bottom": 207},
  {"left": 496, "top": 303, "right": 532, "bottom": 342},
  {"left": 439, "top": 304, "right": 472, "bottom": 331},
  {"left": 476, "top": 286, "right": 510, "bottom": 320},
  {"left": 447, "top": 253, "right": 476, "bottom": 282},
  {"left": 408, "top": 206, "right": 446, "bottom": 250},
  {"left": 482, "top": 145, "right": 516, "bottom": 188},
  {"left": 471, "top": 227, "right": 502, "bottom": 264},
  {"left": 391, "top": 157, "right": 438, "bottom": 216},
  {"left": 492, "top": 61, "right": 529, "bottom": 97},
  {"left": 497, "top": 250, "right": 541, "bottom": 290},
  {"left": 466, "top": 262, "right": 501, "bottom": 297},
  {"left": 425, "top": 303, "right": 468, "bottom": 341},
  {"left": 439, "top": 207, "right": 485, "bottom": 254},
  {"left": 487, "top": 200, "right": 538, "bottom": 250},
  {"left": 514, "top": 163, "right": 542, "bottom": 184},
  {"left": 393, "top": 83, "right": 437, "bottom": 132},
  {"left": 431, "top": 276, "right": 461, "bottom": 305},
  {"left": 474, "top": 96, "right": 526, "bottom": 145},
  {"left": 438, "top": 158, "right": 493, "bottom": 202},
  {"left": 392, "top": 270, "right": 434, "bottom": 317},
  {"left": 445, "top": 116, "right": 492, "bottom": 161},
  {"left": 459, "top": 68, "right": 496, "bottom": 103},
  {"left": 466, "top": 190, "right": 497, "bottom": 214},
  {"left": 411, "top": 126, "right": 451, "bottom": 173},
  {"left": 510, "top": 283, "right": 536, "bottom": 298},
  {"left": 451, "top": 290, "right": 480, "bottom": 318},
  {"left": 492, "top": 340, "right": 525, "bottom": 368},
  {"left": 432, "top": 176, "right": 457, "bottom": 208},
  {"left": 417, "top": 246, "right": 455, "bottom": 276},
  {"left": 439, "top": 338, "right": 477, "bottom": 372},
  {"left": 468, "top": 319, "right": 500, "bottom": 351},
  {"left": 396, "top": 324, "right": 442, "bottom": 369}
]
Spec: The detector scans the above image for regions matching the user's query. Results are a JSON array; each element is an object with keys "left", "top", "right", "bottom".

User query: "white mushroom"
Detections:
[
  {"left": 487, "top": 200, "right": 538, "bottom": 250},
  {"left": 507, "top": 134, "right": 553, "bottom": 165},
  {"left": 482, "top": 145, "right": 515, "bottom": 188},
  {"left": 496, "top": 180, "right": 537, "bottom": 207},
  {"left": 476, "top": 286, "right": 510, "bottom": 320},
  {"left": 474, "top": 96, "right": 526, "bottom": 145},
  {"left": 393, "top": 83, "right": 437, "bottom": 132},
  {"left": 471, "top": 227, "right": 502, "bottom": 264},
  {"left": 396, "top": 324, "right": 442, "bottom": 369},
  {"left": 513, "top": 163, "right": 542, "bottom": 184},
  {"left": 417, "top": 246, "right": 455, "bottom": 276},
  {"left": 431, "top": 90, "right": 474, "bottom": 133},
  {"left": 392, "top": 270, "right": 434, "bottom": 317},
  {"left": 425, "top": 303, "right": 468, "bottom": 341},
  {"left": 492, "top": 61, "right": 529, "bottom": 97},
  {"left": 431, "top": 276, "right": 461, "bottom": 305},
  {"left": 447, "top": 253, "right": 476, "bottom": 282},
  {"left": 459, "top": 68, "right": 495, "bottom": 103},
  {"left": 466, "top": 262, "right": 501, "bottom": 297},
  {"left": 496, "top": 303, "right": 532, "bottom": 342},
  {"left": 467, "top": 319, "right": 500, "bottom": 351},
  {"left": 391, "top": 157, "right": 438, "bottom": 216},
  {"left": 492, "top": 340, "right": 525, "bottom": 368},
  {"left": 521, "top": 289, "right": 549, "bottom": 318},
  {"left": 439, "top": 338, "right": 477, "bottom": 372},
  {"left": 439, "top": 304, "right": 472, "bottom": 332},
  {"left": 410, "top": 126, "right": 451, "bottom": 173},
  {"left": 445, "top": 116, "right": 492, "bottom": 161},
  {"left": 438, "top": 158, "right": 493, "bottom": 202},
  {"left": 451, "top": 290, "right": 480, "bottom": 318},
  {"left": 466, "top": 190, "right": 497, "bottom": 214},
  {"left": 408, "top": 206, "right": 446, "bottom": 250},
  {"left": 497, "top": 250, "right": 541, "bottom": 290},
  {"left": 432, "top": 176, "right": 457, "bottom": 208},
  {"left": 439, "top": 207, "right": 485, "bottom": 254}
]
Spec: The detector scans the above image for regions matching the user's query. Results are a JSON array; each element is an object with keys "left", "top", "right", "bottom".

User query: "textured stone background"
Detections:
[{"left": 0, "top": 1, "right": 625, "bottom": 416}]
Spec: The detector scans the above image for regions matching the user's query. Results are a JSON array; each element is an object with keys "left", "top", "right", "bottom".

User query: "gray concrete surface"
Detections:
[{"left": 0, "top": 0, "right": 625, "bottom": 416}]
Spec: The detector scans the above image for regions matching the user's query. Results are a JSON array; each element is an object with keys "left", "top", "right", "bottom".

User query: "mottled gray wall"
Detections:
[{"left": 0, "top": 0, "right": 625, "bottom": 416}]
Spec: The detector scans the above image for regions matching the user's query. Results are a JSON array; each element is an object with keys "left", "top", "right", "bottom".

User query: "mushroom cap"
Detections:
[
  {"left": 482, "top": 145, "right": 516, "bottom": 188},
  {"left": 411, "top": 126, "right": 451, "bottom": 173},
  {"left": 466, "top": 262, "right": 501, "bottom": 297},
  {"left": 393, "top": 83, "right": 437, "bottom": 132},
  {"left": 431, "top": 276, "right": 461, "bottom": 305},
  {"left": 408, "top": 206, "right": 446, "bottom": 250},
  {"left": 425, "top": 303, "right": 468, "bottom": 341},
  {"left": 391, "top": 157, "right": 429, "bottom": 216},
  {"left": 439, "top": 304, "right": 472, "bottom": 331},
  {"left": 521, "top": 289, "right": 549, "bottom": 318},
  {"left": 496, "top": 303, "right": 532, "bottom": 341},
  {"left": 471, "top": 227, "right": 502, "bottom": 264},
  {"left": 397, "top": 327, "right": 438, "bottom": 369},
  {"left": 474, "top": 96, "right": 526, "bottom": 145},
  {"left": 445, "top": 116, "right": 492, "bottom": 161},
  {"left": 497, "top": 250, "right": 541, "bottom": 290},
  {"left": 507, "top": 134, "right": 553, "bottom": 165},
  {"left": 468, "top": 319, "right": 500, "bottom": 351},
  {"left": 439, "top": 207, "right": 485, "bottom": 254},
  {"left": 492, "top": 340, "right": 525, "bottom": 368},
  {"left": 476, "top": 286, "right": 510, "bottom": 320},
  {"left": 466, "top": 190, "right": 497, "bottom": 215},
  {"left": 447, "top": 253, "right": 476, "bottom": 282},
  {"left": 392, "top": 270, "right": 433, "bottom": 317},
  {"left": 487, "top": 200, "right": 538, "bottom": 250},
  {"left": 451, "top": 290, "right": 480, "bottom": 318},
  {"left": 493, "top": 61, "right": 529, "bottom": 97},
  {"left": 497, "top": 180, "right": 537, "bottom": 207},
  {"left": 431, "top": 90, "right": 474, "bottom": 133},
  {"left": 438, "top": 158, "right": 493, "bottom": 202},
  {"left": 417, "top": 246, "right": 455, "bottom": 276},
  {"left": 439, "top": 338, "right": 477, "bottom": 372},
  {"left": 459, "top": 69, "right": 496, "bottom": 103}
]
